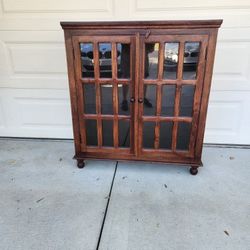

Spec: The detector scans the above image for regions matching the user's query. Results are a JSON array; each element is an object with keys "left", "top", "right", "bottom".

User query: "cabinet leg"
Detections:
[
  {"left": 77, "top": 159, "right": 85, "bottom": 169},
  {"left": 189, "top": 166, "right": 198, "bottom": 175}
]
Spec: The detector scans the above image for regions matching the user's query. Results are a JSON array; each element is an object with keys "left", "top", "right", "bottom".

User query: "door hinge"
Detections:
[{"left": 73, "top": 49, "right": 75, "bottom": 60}]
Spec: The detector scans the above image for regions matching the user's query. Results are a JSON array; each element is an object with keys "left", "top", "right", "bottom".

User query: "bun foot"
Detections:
[
  {"left": 190, "top": 166, "right": 198, "bottom": 175},
  {"left": 77, "top": 160, "right": 85, "bottom": 168}
]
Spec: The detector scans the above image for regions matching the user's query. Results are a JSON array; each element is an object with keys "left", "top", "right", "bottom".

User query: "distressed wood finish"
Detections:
[{"left": 61, "top": 20, "right": 222, "bottom": 175}]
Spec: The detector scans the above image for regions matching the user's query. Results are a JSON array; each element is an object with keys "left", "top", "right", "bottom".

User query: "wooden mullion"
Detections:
[
  {"left": 132, "top": 35, "right": 138, "bottom": 155},
  {"left": 158, "top": 42, "right": 164, "bottom": 80},
  {"left": 93, "top": 41, "right": 102, "bottom": 147},
  {"left": 84, "top": 114, "right": 130, "bottom": 120},
  {"left": 156, "top": 84, "right": 162, "bottom": 116},
  {"left": 156, "top": 42, "right": 164, "bottom": 116},
  {"left": 137, "top": 36, "right": 145, "bottom": 154},
  {"left": 153, "top": 42, "right": 164, "bottom": 150},
  {"left": 144, "top": 79, "right": 166, "bottom": 84},
  {"left": 143, "top": 79, "right": 196, "bottom": 85},
  {"left": 177, "top": 42, "right": 184, "bottom": 81},
  {"left": 84, "top": 115, "right": 193, "bottom": 122},
  {"left": 172, "top": 42, "right": 184, "bottom": 151},
  {"left": 113, "top": 118, "right": 118, "bottom": 148},
  {"left": 154, "top": 121, "right": 160, "bottom": 149},
  {"left": 80, "top": 78, "right": 131, "bottom": 84},
  {"left": 178, "top": 80, "right": 196, "bottom": 85},
  {"left": 174, "top": 85, "right": 182, "bottom": 116},
  {"left": 116, "top": 79, "right": 131, "bottom": 84},
  {"left": 80, "top": 78, "right": 96, "bottom": 84},
  {"left": 143, "top": 116, "right": 192, "bottom": 123},
  {"left": 154, "top": 84, "right": 162, "bottom": 150},
  {"left": 172, "top": 85, "right": 182, "bottom": 151},
  {"left": 112, "top": 42, "right": 119, "bottom": 148}
]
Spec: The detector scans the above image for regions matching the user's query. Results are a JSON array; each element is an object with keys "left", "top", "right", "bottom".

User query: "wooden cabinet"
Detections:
[{"left": 61, "top": 20, "right": 222, "bottom": 175}]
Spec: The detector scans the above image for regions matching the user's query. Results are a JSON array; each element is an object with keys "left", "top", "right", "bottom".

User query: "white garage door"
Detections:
[{"left": 0, "top": 0, "right": 250, "bottom": 144}]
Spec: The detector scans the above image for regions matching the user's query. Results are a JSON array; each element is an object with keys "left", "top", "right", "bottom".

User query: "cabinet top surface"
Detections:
[{"left": 61, "top": 19, "right": 222, "bottom": 30}]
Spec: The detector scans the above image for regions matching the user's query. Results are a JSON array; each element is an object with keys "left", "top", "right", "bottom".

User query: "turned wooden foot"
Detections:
[
  {"left": 189, "top": 166, "right": 198, "bottom": 175},
  {"left": 77, "top": 159, "right": 85, "bottom": 168}
]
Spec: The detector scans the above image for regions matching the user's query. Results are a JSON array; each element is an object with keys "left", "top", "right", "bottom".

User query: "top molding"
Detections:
[{"left": 60, "top": 20, "right": 223, "bottom": 30}]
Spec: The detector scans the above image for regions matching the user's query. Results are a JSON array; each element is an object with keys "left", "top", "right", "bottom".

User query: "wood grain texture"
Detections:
[
  {"left": 62, "top": 20, "right": 222, "bottom": 171},
  {"left": 72, "top": 36, "right": 87, "bottom": 150},
  {"left": 64, "top": 31, "right": 82, "bottom": 154},
  {"left": 61, "top": 20, "right": 223, "bottom": 29},
  {"left": 195, "top": 29, "right": 219, "bottom": 158},
  {"left": 112, "top": 42, "right": 119, "bottom": 148},
  {"left": 171, "top": 42, "right": 184, "bottom": 151}
]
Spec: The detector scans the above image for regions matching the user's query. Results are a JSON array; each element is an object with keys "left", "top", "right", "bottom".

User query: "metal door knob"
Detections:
[
  {"left": 138, "top": 98, "right": 144, "bottom": 103},
  {"left": 130, "top": 97, "right": 135, "bottom": 103}
]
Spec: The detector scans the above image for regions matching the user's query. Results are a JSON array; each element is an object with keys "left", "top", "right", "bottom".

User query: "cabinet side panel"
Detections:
[
  {"left": 64, "top": 30, "right": 81, "bottom": 155},
  {"left": 195, "top": 29, "right": 219, "bottom": 159}
]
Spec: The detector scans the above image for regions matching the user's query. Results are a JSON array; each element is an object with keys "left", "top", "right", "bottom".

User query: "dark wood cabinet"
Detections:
[{"left": 61, "top": 20, "right": 222, "bottom": 175}]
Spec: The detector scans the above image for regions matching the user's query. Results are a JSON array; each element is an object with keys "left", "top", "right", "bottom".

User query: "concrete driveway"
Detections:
[{"left": 0, "top": 139, "right": 249, "bottom": 250}]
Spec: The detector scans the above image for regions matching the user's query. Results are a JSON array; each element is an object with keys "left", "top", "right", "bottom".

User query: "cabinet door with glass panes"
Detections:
[
  {"left": 138, "top": 35, "right": 208, "bottom": 160},
  {"left": 72, "top": 36, "right": 136, "bottom": 155}
]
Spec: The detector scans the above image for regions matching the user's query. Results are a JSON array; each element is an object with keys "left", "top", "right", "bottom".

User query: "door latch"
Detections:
[{"left": 145, "top": 30, "right": 151, "bottom": 39}]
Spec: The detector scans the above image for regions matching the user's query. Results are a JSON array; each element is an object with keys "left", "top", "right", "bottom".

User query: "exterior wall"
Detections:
[{"left": 0, "top": 0, "right": 250, "bottom": 143}]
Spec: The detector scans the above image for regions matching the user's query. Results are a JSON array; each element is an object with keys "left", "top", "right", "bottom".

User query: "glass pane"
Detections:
[
  {"left": 80, "top": 43, "right": 94, "bottom": 78},
  {"left": 183, "top": 42, "right": 200, "bottom": 80},
  {"left": 164, "top": 43, "right": 179, "bottom": 79},
  {"left": 118, "top": 43, "right": 130, "bottom": 79},
  {"left": 118, "top": 84, "right": 130, "bottom": 115},
  {"left": 102, "top": 120, "right": 113, "bottom": 147},
  {"left": 99, "top": 43, "right": 112, "bottom": 78},
  {"left": 145, "top": 43, "right": 159, "bottom": 79},
  {"left": 161, "top": 85, "right": 175, "bottom": 116},
  {"left": 83, "top": 83, "right": 96, "bottom": 114},
  {"left": 143, "top": 85, "right": 156, "bottom": 116},
  {"left": 85, "top": 120, "right": 97, "bottom": 146},
  {"left": 143, "top": 122, "right": 155, "bottom": 149},
  {"left": 101, "top": 84, "right": 113, "bottom": 114},
  {"left": 176, "top": 122, "right": 192, "bottom": 150},
  {"left": 118, "top": 120, "right": 130, "bottom": 148},
  {"left": 159, "top": 122, "right": 173, "bottom": 149},
  {"left": 180, "top": 85, "right": 195, "bottom": 117}
]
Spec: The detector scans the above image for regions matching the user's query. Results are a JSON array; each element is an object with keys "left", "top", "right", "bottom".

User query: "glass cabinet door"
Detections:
[
  {"left": 138, "top": 35, "right": 208, "bottom": 158},
  {"left": 72, "top": 36, "right": 135, "bottom": 154}
]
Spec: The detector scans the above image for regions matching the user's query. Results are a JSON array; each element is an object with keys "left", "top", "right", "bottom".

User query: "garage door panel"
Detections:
[
  {"left": 0, "top": 89, "right": 73, "bottom": 138},
  {"left": 0, "top": 1, "right": 250, "bottom": 143},
  {"left": 0, "top": 31, "right": 68, "bottom": 89},
  {"left": 134, "top": 0, "right": 250, "bottom": 10},
  {"left": 8, "top": 43, "right": 67, "bottom": 74},
  {"left": 2, "top": 0, "right": 112, "bottom": 13},
  {"left": 128, "top": 0, "right": 250, "bottom": 29},
  {"left": 212, "top": 38, "right": 250, "bottom": 91},
  {"left": 214, "top": 42, "right": 249, "bottom": 78},
  {"left": 205, "top": 91, "right": 250, "bottom": 144},
  {"left": 0, "top": 97, "right": 5, "bottom": 128}
]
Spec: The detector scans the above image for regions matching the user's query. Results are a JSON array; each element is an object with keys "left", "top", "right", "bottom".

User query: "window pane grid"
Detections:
[
  {"left": 80, "top": 41, "right": 132, "bottom": 149},
  {"left": 141, "top": 40, "right": 197, "bottom": 152}
]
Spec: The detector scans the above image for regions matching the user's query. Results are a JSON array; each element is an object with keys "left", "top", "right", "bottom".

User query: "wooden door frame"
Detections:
[
  {"left": 71, "top": 34, "right": 138, "bottom": 156},
  {"left": 137, "top": 33, "right": 209, "bottom": 160}
]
